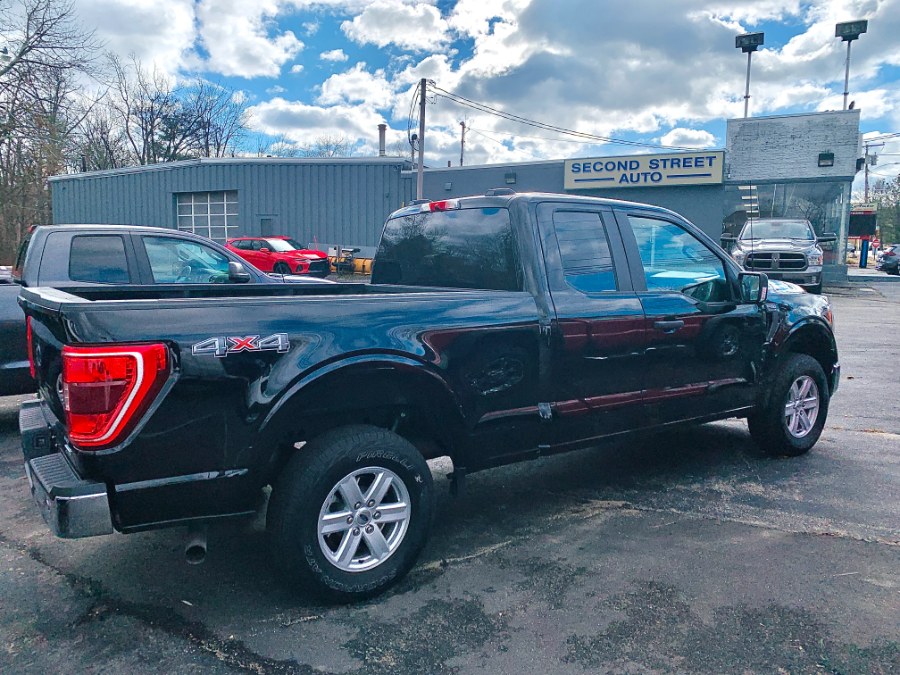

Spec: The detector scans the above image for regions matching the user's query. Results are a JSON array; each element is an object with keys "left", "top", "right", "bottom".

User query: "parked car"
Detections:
[
  {"left": 227, "top": 236, "right": 330, "bottom": 277},
  {"left": 1, "top": 225, "right": 331, "bottom": 396},
  {"left": 723, "top": 218, "right": 835, "bottom": 294},
  {"left": 20, "top": 192, "right": 838, "bottom": 601},
  {"left": 876, "top": 244, "right": 898, "bottom": 274}
]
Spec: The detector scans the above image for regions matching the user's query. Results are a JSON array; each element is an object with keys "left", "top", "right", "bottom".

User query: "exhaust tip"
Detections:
[
  {"left": 185, "top": 524, "right": 208, "bottom": 565},
  {"left": 185, "top": 543, "right": 207, "bottom": 565}
]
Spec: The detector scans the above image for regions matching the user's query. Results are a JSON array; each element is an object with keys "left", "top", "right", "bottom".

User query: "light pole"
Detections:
[
  {"left": 735, "top": 32, "right": 764, "bottom": 118},
  {"left": 835, "top": 20, "right": 868, "bottom": 111}
]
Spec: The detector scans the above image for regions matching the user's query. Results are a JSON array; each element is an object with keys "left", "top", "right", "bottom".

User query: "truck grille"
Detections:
[{"left": 745, "top": 252, "right": 807, "bottom": 271}]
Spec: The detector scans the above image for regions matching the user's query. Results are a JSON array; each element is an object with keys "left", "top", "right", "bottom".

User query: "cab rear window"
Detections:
[{"left": 372, "top": 207, "right": 522, "bottom": 291}]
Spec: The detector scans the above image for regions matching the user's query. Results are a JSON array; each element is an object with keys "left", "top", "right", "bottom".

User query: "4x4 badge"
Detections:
[{"left": 192, "top": 333, "right": 290, "bottom": 357}]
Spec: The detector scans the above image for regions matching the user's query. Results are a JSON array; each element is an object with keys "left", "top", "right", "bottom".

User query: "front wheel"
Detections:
[
  {"left": 267, "top": 425, "right": 434, "bottom": 602},
  {"left": 747, "top": 353, "right": 830, "bottom": 456},
  {"left": 273, "top": 262, "right": 291, "bottom": 274}
]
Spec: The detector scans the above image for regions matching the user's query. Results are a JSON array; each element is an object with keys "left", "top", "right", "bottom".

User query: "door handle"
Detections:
[{"left": 653, "top": 319, "right": 685, "bottom": 334}]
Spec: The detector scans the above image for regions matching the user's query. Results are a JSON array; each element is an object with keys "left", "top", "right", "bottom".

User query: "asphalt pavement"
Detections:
[{"left": 0, "top": 286, "right": 897, "bottom": 674}]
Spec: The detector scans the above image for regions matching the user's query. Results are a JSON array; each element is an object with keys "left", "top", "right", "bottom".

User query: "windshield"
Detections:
[
  {"left": 739, "top": 220, "right": 814, "bottom": 240},
  {"left": 265, "top": 238, "right": 306, "bottom": 252}
]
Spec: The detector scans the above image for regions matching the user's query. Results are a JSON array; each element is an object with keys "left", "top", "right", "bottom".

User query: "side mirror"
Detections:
[
  {"left": 739, "top": 272, "right": 768, "bottom": 304},
  {"left": 259, "top": 247, "right": 271, "bottom": 253},
  {"left": 817, "top": 232, "right": 837, "bottom": 243},
  {"left": 227, "top": 261, "right": 252, "bottom": 283}
]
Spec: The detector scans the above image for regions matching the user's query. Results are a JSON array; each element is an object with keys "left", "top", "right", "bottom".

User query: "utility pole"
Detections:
[
  {"left": 863, "top": 141, "right": 883, "bottom": 202},
  {"left": 459, "top": 120, "right": 466, "bottom": 166},
  {"left": 416, "top": 78, "right": 426, "bottom": 200}
]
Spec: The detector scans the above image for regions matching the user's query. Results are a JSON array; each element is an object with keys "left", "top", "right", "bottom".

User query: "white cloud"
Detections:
[
  {"left": 267, "top": 85, "right": 287, "bottom": 94},
  {"left": 302, "top": 20, "right": 320, "bottom": 35},
  {"left": 195, "top": 0, "right": 303, "bottom": 78},
  {"left": 342, "top": 0, "right": 450, "bottom": 51},
  {"left": 320, "top": 49, "right": 349, "bottom": 62},
  {"left": 659, "top": 128, "right": 718, "bottom": 148},
  {"left": 290, "top": 64, "right": 305, "bottom": 74},
  {"left": 248, "top": 97, "right": 386, "bottom": 143},
  {"left": 75, "top": 0, "right": 198, "bottom": 76},
  {"left": 317, "top": 63, "right": 394, "bottom": 108}
]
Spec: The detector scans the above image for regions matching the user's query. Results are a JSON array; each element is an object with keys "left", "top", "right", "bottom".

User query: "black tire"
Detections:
[
  {"left": 273, "top": 262, "right": 291, "bottom": 274},
  {"left": 267, "top": 425, "right": 434, "bottom": 602},
  {"left": 747, "top": 353, "right": 830, "bottom": 457},
  {"left": 808, "top": 282, "right": 822, "bottom": 294}
]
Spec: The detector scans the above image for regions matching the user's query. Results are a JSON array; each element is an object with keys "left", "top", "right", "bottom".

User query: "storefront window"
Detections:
[{"left": 723, "top": 181, "right": 848, "bottom": 264}]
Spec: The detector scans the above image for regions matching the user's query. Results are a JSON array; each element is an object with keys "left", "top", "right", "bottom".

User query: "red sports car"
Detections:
[{"left": 226, "top": 236, "right": 330, "bottom": 277}]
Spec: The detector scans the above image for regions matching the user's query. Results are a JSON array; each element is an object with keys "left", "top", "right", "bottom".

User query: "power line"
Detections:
[
  {"left": 431, "top": 84, "right": 703, "bottom": 151},
  {"left": 467, "top": 127, "right": 625, "bottom": 145},
  {"left": 865, "top": 131, "right": 900, "bottom": 142}
]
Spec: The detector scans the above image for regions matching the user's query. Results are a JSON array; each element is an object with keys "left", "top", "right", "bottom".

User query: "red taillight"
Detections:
[
  {"left": 885, "top": 250, "right": 896, "bottom": 257},
  {"left": 62, "top": 343, "right": 169, "bottom": 450},
  {"left": 26, "top": 316, "right": 35, "bottom": 379},
  {"left": 428, "top": 199, "right": 460, "bottom": 212}
]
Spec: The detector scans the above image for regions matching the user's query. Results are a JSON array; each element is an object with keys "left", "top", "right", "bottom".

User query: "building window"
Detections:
[{"left": 176, "top": 191, "right": 238, "bottom": 241}]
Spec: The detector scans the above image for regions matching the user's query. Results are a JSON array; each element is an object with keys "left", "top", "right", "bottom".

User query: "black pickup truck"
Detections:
[
  {"left": 1, "top": 224, "right": 329, "bottom": 396},
  {"left": 19, "top": 192, "right": 839, "bottom": 601}
]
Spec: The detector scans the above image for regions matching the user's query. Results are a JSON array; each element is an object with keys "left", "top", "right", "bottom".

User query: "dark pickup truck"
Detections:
[
  {"left": 1, "top": 224, "right": 329, "bottom": 396},
  {"left": 19, "top": 192, "right": 839, "bottom": 601}
]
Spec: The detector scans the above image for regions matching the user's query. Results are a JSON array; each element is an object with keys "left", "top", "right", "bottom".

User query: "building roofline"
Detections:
[
  {"left": 726, "top": 109, "right": 861, "bottom": 123},
  {"left": 49, "top": 156, "right": 414, "bottom": 182}
]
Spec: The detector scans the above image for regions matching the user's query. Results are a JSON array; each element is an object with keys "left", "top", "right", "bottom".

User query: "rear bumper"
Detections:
[{"left": 20, "top": 402, "right": 112, "bottom": 539}]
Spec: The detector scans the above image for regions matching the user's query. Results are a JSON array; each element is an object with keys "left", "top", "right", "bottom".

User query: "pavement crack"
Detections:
[{"left": 0, "top": 530, "right": 323, "bottom": 674}]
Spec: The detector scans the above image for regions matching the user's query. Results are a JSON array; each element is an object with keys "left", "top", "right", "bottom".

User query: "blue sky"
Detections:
[{"left": 75, "top": 0, "right": 900, "bottom": 187}]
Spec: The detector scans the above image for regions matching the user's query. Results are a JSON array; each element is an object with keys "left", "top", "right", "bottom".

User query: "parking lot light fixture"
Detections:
[
  {"left": 835, "top": 20, "right": 868, "bottom": 111},
  {"left": 735, "top": 32, "right": 764, "bottom": 118}
]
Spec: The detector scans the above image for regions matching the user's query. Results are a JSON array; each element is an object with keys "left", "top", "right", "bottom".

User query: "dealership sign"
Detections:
[{"left": 564, "top": 151, "right": 725, "bottom": 190}]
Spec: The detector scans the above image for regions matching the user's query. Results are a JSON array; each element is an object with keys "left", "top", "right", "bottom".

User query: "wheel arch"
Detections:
[
  {"left": 779, "top": 319, "right": 838, "bottom": 393},
  {"left": 257, "top": 356, "right": 465, "bottom": 483}
]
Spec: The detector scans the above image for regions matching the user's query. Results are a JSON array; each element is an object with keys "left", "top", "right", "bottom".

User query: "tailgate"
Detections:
[{"left": 17, "top": 287, "right": 75, "bottom": 421}]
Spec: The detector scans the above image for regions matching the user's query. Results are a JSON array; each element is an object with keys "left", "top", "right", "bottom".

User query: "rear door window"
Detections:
[
  {"left": 553, "top": 210, "right": 617, "bottom": 293},
  {"left": 69, "top": 235, "right": 131, "bottom": 284},
  {"left": 373, "top": 207, "right": 522, "bottom": 291}
]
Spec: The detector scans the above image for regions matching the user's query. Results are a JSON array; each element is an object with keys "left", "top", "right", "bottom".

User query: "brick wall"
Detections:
[{"left": 725, "top": 110, "right": 861, "bottom": 182}]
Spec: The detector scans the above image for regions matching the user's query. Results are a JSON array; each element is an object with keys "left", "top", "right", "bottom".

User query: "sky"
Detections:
[{"left": 73, "top": 0, "right": 900, "bottom": 190}]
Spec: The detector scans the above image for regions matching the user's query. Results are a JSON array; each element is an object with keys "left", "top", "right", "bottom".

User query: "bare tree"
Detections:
[
  {"left": 0, "top": 0, "right": 99, "bottom": 261},
  {"left": 109, "top": 54, "right": 197, "bottom": 165},
  {"left": 75, "top": 101, "right": 130, "bottom": 170},
  {"left": 256, "top": 133, "right": 302, "bottom": 158},
  {"left": 300, "top": 135, "right": 357, "bottom": 158},
  {"left": 186, "top": 79, "right": 249, "bottom": 158},
  {"left": 0, "top": 0, "right": 98, "bottom": 84}
]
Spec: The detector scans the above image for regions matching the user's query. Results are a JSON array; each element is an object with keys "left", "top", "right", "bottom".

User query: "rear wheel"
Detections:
[
  {"left": 267, "top": 425, "right": 434, "bottom": 602},
  {"left": 273, "top": 262, "right": 291, "bottom": 274},
  {"left": 748, "top": 353, "right": 829, "bottom": 456}
]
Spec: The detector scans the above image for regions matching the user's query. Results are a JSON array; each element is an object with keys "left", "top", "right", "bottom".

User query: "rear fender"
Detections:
[{"left": 256, "top": 355, "right": 465, "bottom": 480}]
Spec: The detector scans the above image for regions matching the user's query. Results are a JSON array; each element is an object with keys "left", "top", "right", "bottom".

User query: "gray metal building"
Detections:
[{"left": 50, "top": 157, "right": 416, "bottom": 254}]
